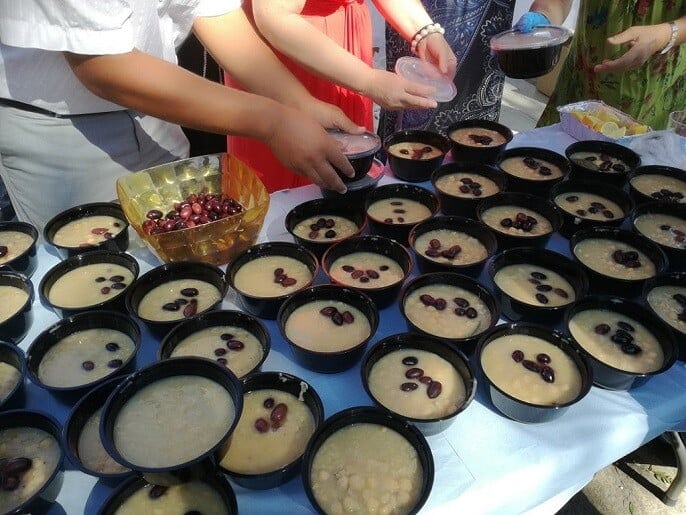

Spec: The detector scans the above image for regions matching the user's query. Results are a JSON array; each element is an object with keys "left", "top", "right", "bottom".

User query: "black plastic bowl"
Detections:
[
  {"left": 125, "top": 261, "right": 226, "bottom": 336},
  {"left": 0, "top": 270, "right": 34, "bottom": 345},
  {"left": 361, "top": 332, "right": 476, "bottom": 436},
  {"left": 641, "top": 272, "right": 686, "bottom": 361},
  {"left": 327, "top": 129, "right": 382, "bottom": 183},
  {"left": 39, "top": 250, "right": 140, "bottom": 318},
  {"left": 563, "top": 295, "right": 677, "bottom": 390},
  {"left": 476, "top": 192, "right": 562, "bottom": 250},
  {"left": 44, "top": 202, "right": 129, "bottom": 258},
  {"left": 322, "top": 235, "right": 413, "bottom": 309},
  {"left": 446, "top": 119, "right": 514, "bottom": 164},
  {"left": 399, "top": 272, "right": 499, "bottom": 355},
  {"left": 431, "top": 162, "right": 508, "bottom": 219},
  {"left": 409, "top": 215, "right": 498, "bottom": 277},
  {"left": 565, "top": 140, "right": 641, "bottom": 188},
  {"left": 277, "top": 284, "right": 379, "bottom": 373},
  {"left": 301, "top": 406, "right": 434, "bottom": 515},
  {"left": 628, "top": 165, "right": 686, "bottom": 206},
  {"left": 218, "top": 371, "right": 324, "bottom": 489},
  {"left": 630, "top": 201, "right": 686, "bottom": 271},
  {"left": 100, "top": 357, "right": 244, "bottom": 484},
  {"left": 226, "top": 241, "right": 318, "bottom": 320},
  {"left": 0, "top": 221, "right": 39, "bottom": 277},
  {"left": 0, "top": 410, "right": 65, "bottom": 515},
  {"left": 476, "top": 323, "right": 593, "bottom": 423},
  {"left": 549, "top": 179, "right": 634, "bottom": 238},
  {"left": 285, "top": 198, "right": 367, "bottom": 259},
  {"left": 26, "top": 310, "right": 141, "bottom": 396},
  {"left": 97, "top": 473, "right": 238, "bottom": 515},
  {"left": 496, "top": 146, "right": 570, "bottom": 197},
  {"left": 569, "top": 226, "right": 669, "bottom": 299},
  {"left": 488, "top": 247, "right": 589, "bottom": 324},
  {"left": 158, "top": 309, "right": 270, "bottom": 379},
  {"left": 63, "top": 375, "right": 133, "bottom": 479},
  {"left": 364, "top": 183, "right": 439, "bottom": 245},
  {"left": 0, "top": 341, "right": 26, "bottom": 411},
  {"left": 384, "top": 130, "right": 451, "bottom": 182},
  {"left": 320, "top": 158, "right": 385, "bottom": 203}
]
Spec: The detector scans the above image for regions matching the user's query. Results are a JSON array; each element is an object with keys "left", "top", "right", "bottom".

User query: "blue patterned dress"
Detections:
[{"left": 378, "top": 0, "right": 515, "bottom": 139}]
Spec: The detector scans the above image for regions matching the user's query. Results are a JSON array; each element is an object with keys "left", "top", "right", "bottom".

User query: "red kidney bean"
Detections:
[
  {"left": 331, "top": 311, "right": 344, "bottom": 326},
  {"left": 2, "top": 458, "right": 32, "bottom": 476},
  {"left": 95, "top": 277, "right": 107, "bottom": 283},
  {"left": 400, "top": 382, "right": 418, "bottom": 392},
  {"left": 270, "top": 403, "right": 288, "bottom": 425},
  {"left": 181, "top": 288, "right": 199, "bottom": 297},
  {"left": 183, "top": 300, "right": 197, "bottom": 317},
  {"left": 536, "top": 353, "right": 551, "bottom": 364},
  {"left": 91, "top": 227, "right": 109, "bottom": 235},
  {"left": 453, "top": 297, "right": 470, "bottom": 308},
  {"left": 553, "top": 288, "right": 569, "bottom": 298},
  {"left": 379, "top": 265, "right": 389, "bottom": 271},
  {"left": 465, "top": 307, "right": 478, "bottom": 319},
  {"left": 434, "top": 298, "right": 447, "bottom": 311},
  {"left": 522, "top": 360, "right": 541, "bottom": 373},
  {"left": 594, "top": 324, "right": 611, "bottom": 335},
  {"left": 148, "top": 485, "right": 168, "bottom": 499},
  {"left": 540, "top": 366, "right": 555, "bottom": 383},
  {"left": 255, "top": 418, "right": 269, "bottom": 433},
  {"left": 359, "top": 276, "right": 370, "bottom": 283},
  {"left": 220, "top": 333, "right": 234, "bottom": 341},
  {"left": 320, "top": 306, "right": 337, "bottom": 316},
  {"left": 419, "top": 376, "right": 433, "bottom": 385},
  {"left": 100, "top": 286, "right": 111, "bottom": 295},
  {"left": 107, "top": 359, "right": 123, "bottom": 368},
  {"left": 366, "top": 270, "right": 380, "bottom": 279},
  {"left": 511, "top": 350, "right": 524, "bottom": 362},
  {"left": 281, "top": 277, "right": 297, "bottom": 287},
  {"left": 105, "top": 342, "right": 120, "bottom": 352},
  {"left": 427, "top": 381, "right": 442, "bottom": 399},
  {"left": 342, "top": 265, "right": 355, "bottom": 272},
  {"left": 110, "top": 282, "right": 126, "bottom": 290},
  {"left": 429, "top": 239, "right": 441, "bottom": 249},
  {"left": 425, "top": 248, "right": 441, "bottom": 258},
  {"left": 341, "top": 311, "right": 354, "bottom": 324},
  {"left": 227, "top": 340, "right": 244, "bottom": 350},
  {"left": 405, "top": 367, "right": 423, "bottom": 379},
  {"left": 162, "top": 302, "right": 180, "bottom": 311},
  {"left": 214, "top": 348, "right": 227, "bottom": 356},
  {"left": 82, "top": 361, "right": 95, "bottom": 371},
  {"left": 325, "top": 230, "right": 336, "bottom": 238},
  {"left": 617, "top": 321, "right": 635, "bottom": 332},
  {"left": 420, "top": 294, "right": 435, "bottom": 306},
  {"left": 216, "top": 357, "right": 228, "bottom": 366},
  {"left": 402, "top": 356, "right": 418, "bottom": 366},
  {"left": 263, "top": 398, "right": 275, "bottom": 409},
  {"left": 308, "top": 230, "right": 320, "bottom": 239},
  {"left": 351, "top": 270, "right": 364, "bottom": 279}
]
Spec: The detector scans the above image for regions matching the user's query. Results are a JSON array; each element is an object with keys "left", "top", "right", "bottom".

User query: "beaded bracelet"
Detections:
[
  {"left": 410, "top": 22, "right": 445, "bottom": 54},
  {"left": 660, "top": 21, "right": 679, "bottom": 55}
]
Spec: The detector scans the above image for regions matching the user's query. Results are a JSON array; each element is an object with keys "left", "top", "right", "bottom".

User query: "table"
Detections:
[{"left": 17, "top": 124, "right": 686, "bottom": 515}]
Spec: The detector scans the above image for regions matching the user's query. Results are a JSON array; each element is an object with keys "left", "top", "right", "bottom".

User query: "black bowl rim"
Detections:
[
  {"left": 565, "top": 140, "right": 642, "bottom": 171},
  {"left": 364, "top": 183, "right": 441, "bottom": 227},
  {"left": 276, "top": 284, "right": 380, "bottom": 358},
  {"left": 399, "top": 271, "right": 500, "bottom": 342},
  {"left": 62, "top": 375, "right": 133, "bottom": 479},
  {"left": 226, "top": 241, "right": 319, "bottom": 301},
  {"left": 301, "top": 405, "right": 434, "bottom": 515},
  {"left": 569, "top": 226, "right": 669, "bottom": 285},
  {"left": 383, "top": 129, "right": 452, "bottom": 154},
  {"left": 157, "top": 309, "right": 271, "bottom": 376},
  {"left": 38, "top": 250, "right": 140, "bottom": 311},
  {"left": 0, "top": 409, "right": 65, "bottom": 515},
  {"left": 475, "top": 322, "right": 594, "bottom": 410},
  {"left": 218, "top": 370, "right": 325, "bottom": 480},
  {"left": 0, "top": 340, "right": 26, "bottom": 409},
  {"left": 562, "top": 294, "right": 678, "bottom": 378},
  {"left": 476, "top": 191, "right": 564, "bottom": 234},
  {"left": 490, "top": 25, "right": 573, "bottom": 50},
  {"left": 0, "top": 269, "right": 35, "bottom": 324},
  {"left": 284, "top": 198, "right": 368, "bottom": 246},
  {"left": 25, "top": 309, "right": 141, "bottom": 393},
  {"left": 360, "top": 332, "right": 477, "bottom": 424},
  {"left": 408, "top": 215, "right": 498, "bottom": 270},
  {"left": 321, "top": 234, "right": 414, "bottom": 292},
  {"left": 496, "top": 146, "right": 571, "bottom": 182},
  {"left": 326, "top": 128, "right": 382, "bottom": 160},
  {"left": 445, "top": 119, "right": 515, "bottom": 145},
  {"left": 100, "top": 356, "right": 244, "bottom": 474},
  {"left": 641, "top": 272, "right": 686, "bottom": 335},
  {"left": 0, "top": 221, "right": 39, "bottom": 266},
  {"left": 487, "top": 246, "right": 590, "bottom": 313},
  {"left": 630, "top": 201, "right": 686, "bottom": 253},
  {"left": 125, "top": 260, "right": 226, "bottom": 323},
  {"left": 43, "top": 202, "right": 129, "bottom": 250}
]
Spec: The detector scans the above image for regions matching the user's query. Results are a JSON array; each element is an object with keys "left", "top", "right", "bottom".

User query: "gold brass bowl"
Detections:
[{"left": 117, "top": 154, "right": 269, "bottom": 266}]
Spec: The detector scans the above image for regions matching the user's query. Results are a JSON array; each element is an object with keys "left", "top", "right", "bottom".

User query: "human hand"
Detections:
[
  {"left": 416, "top": 33, "right": 457, "bottom": 78},
  {"left": 594, "top": 24, "right": 673, "bottom": 74},
  {"left": 363, "top": 69, "right": 438, "bottom": 111},
  {"left": 306, "top": 99, "right": 366, "bottom": 135},
  {"left": 513, "top": 12, "right": 550, "bottom": 33},
  {"left": 264, "top": 106, "right": 353, "bottom": 193}
]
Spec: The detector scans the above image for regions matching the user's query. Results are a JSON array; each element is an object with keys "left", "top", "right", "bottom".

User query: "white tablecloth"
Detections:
[{"left": 18, "top": 124, "right": 686, "bottom": 515}]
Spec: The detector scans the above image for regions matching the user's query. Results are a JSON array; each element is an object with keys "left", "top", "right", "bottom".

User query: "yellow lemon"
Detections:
[
  {"left": 627, "top": 124, "right": 649, "bottom": 136},
  {"left": 600, "top": 121, "right": 627, "bottom": 139},
  {"left": 596, "top": 110, "right": 621, "bottom": 124}
]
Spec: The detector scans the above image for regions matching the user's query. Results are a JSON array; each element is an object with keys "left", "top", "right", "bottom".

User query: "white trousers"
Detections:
[{"left": 0, "top": 106, "right": 189, "bottom": 230}]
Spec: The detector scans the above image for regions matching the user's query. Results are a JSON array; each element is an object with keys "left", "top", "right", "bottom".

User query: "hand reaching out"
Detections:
[
  {"left": 417, "top": 33, "right": 457, "bottom": 78},
  {"left": 594, "top": 23, "right": 673, "bottom": 74}
]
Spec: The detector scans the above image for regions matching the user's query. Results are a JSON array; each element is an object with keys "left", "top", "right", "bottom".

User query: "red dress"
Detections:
[{"left": 226, "top": 0, "right": 373, "bottom": 192}]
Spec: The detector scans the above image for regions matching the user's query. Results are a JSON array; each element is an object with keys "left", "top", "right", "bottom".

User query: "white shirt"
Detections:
[{"left": 0, "top": 0, "right": 241, "bottom": 114}]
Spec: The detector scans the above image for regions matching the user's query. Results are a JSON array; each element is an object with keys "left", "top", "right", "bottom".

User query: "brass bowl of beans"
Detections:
[{"left": 116, "top": 154, "right": 269, "bottom": 266}]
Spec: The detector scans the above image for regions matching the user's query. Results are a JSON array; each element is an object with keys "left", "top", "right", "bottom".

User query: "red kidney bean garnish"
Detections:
[
  {"left": 180, "top": 288, "right": 199, "bottom": 297},
  {"left": 91, "top": 227, "right": 109, "bottom": 235},
  {"left": 107, "top": 359, "right": 123, "bottom": 369},
  {"left": 108, "top": 275, "right": 124, "bottom": 282},
  {"left": 400, "top": 382, "right": 418, "bottom": 392},
  {"left": 511, "top": 350, "right": 524, "bottom": 363},
  {"left": 429, "top": 239, "right": 441, "bottom": 249},
  {"left": 359, "top": 276, "right": 370, "bottom": 283},
  {"left": 405, "top": 367, "right": 424, "bottom": 379},
  {"left": 270, "top": 403, "right": 288, "bottom": 426},
  {"left": 418, "top": 376, "right": 433, "bottom": 385},
  {"left": 82, "top": 360, "right": 95, "bottom": 371},
  {"left": 325, "top": 230, "right": 336, "bottom": 239},
  {"left": 419, "top": 294, "right": 435, "bottom": 306},
  {"left": 281, "top": 277, "right": 297, "bottom": 287},
  {"left": 465, "top": 307, "right": 478, "bottom": 319},
  {"left": 621, "top": 343, "right": 642, "bottom": 355},
  {"left": 162, "top": 302, "right": 180, "bottom": 311},
  {"left": 617, "top": 321, "right": 635, "bottom": 332},
  {"left": 216, "top": 357, "right": 228, "bottom": 366},
  {"left": 553, "top": 288, "right": 569, "bottom": 299},
  {"left": 342, "top": 265, "right": 355, "bottom": 272},
  {"left": 366, "top": 270, "right": 380, "bottom": 279},
  {"left": 103, "top": 232, "right": 114, "bottom": 239},
  {"left": 320, "top": 306, "right": 337, "bottom": 316},
  {"left": 255, "top": 418, "right": 269, "bottom": 433},
  {"left": 100, "top": 286, "right": 111, "bottom": 295},
  {"left": 263, "top": 398, "right": 275, "bottom": 409},
  {"left": 2, "top": 458, "right": 32, "bottom": 477},
  {"left": 227, "top": 340, "right": 244, "bottom": 350},
  {"left": 384, "top": 218, "right": 394, "bottom": 224},
  {"left": 540, "top": 366, "right": 555, "bottom": 383},
  {"left": 530, "top": 271, "right": 547, "bottom": 281},
  {"left": 148, "top": 485, "right": 168, "bottom": 499},
  {"left": 536, "top": 284, "right": 553, "bottom": 292},
  {"left": 214, "top": 348, "right": 227, "bottom": 356},
  {"left": 454, "top": 307, "right": 466, "bottom": 317},
  {"left": 434, "top": 298, "right": 447, "bottom": 311},
  {"left": 427, "top": 381, "right": 442, "bottom": 399},
  {"left": 183, "top": 300, "right": 197, "bottom": 317},
  {"left": 611, "top": 333, "right": 632, "bottom": 345},
  {"left": 594, "top": 323, "right": 611, "bottom": 335},
  {"left": 331, "top": 311, "right": 344, "bottom": 326},
  {"left": 220, "top": 333, "right": 234, "bottom": 341},
  {"left": 528, "top": 278, "right": 541, "bottom": 285},
  {"left": 522, "top": 360, "right": 541, "bottom": 373},
  {"left": 379, "top": 265, "right": 389, "bottom": 271},
  {"left": 105, "top": 342, "right": 120, "bottom": 352},
  {"left": 308, "top": 231, "right": 320, "bottom": 239},
  {"left": 575, "top": 209, "right": 587, "bottom": 217},
  {"left": 536, "top": 353, "right": 551, "bottom": 364},
  {"left": 535, "top": 293, "right": 549, "bottom": 304},
  {"left": 453, "top": 297, "right": 469, "bottom": 308},
  {"left": 500, "top": 218, "right": 512, "bottom": 228},
  {"left": 459, "top": 185, "right": 471, "bottom": 194},
  {"left": 110, "top": 282, "right": 126, "bottom": 290},
  {"left": 350, "top": 269, "right": 364, "bottom": 279},
  {"left": 402, "top": 356, "right": 418, "bottom": 366},
  {"left": 425, "top": 248, "right": 441, "bottom": 258},
  {"left": 397, "top": 217, "right": 405, "bottom": 223},
  {"left": 341, "top": 311, "right": 354, "bottom": 324},
  {"left": 95, "top": 277, "right": 107, "bottom": 283},
  {"left": 602, "top": 210, "right": 615, "bottom": 219}
]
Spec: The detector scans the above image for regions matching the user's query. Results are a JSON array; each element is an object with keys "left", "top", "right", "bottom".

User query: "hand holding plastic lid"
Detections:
[{"left": 394, "top": 57, "right": 457, "bottom": 103}]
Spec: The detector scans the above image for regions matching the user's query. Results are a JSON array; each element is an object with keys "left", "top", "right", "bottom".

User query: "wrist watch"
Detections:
[{"left": 660, "top": 21, "right": 679, "bottom": 55}]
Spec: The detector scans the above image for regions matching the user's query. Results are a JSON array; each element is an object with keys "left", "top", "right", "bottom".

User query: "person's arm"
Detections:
[
  {"left": 526, "top": 0, "right": 573, "bottom": 26},
  {"left": 595, "top": 15, "right": 686, "bottom": 74},
  {"left": 250, "top": 0, "right": 438, "bottom": 111},
  {"left": 371, "top": 0, "right": 457, "bottom": 77}
]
